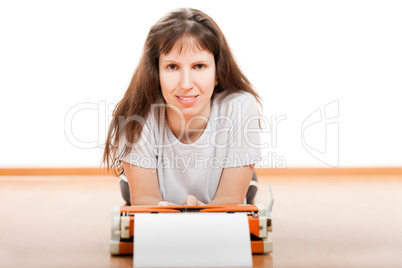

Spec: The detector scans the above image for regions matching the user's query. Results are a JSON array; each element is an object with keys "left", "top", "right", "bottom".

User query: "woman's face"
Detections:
[{"left": 159, "top": 39, "right": 217, "bottom": 122}]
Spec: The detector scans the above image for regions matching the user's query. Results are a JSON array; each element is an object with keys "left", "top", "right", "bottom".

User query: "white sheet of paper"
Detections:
[{"left": 133, "top": 213, "right": 252, "bottom": 267}]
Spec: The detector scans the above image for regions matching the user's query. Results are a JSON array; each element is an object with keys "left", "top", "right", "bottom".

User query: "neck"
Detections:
[{"left": 166, "top": 107, "right": 210, "bottom": 144}]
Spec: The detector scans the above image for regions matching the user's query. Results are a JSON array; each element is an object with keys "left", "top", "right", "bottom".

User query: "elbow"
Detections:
[{"left": 209, "top": 196, "right": 245, "bottom": 205}]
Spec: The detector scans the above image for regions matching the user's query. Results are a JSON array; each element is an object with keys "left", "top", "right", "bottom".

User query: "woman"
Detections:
[{"left": 103, "top": 8, "right": 262, "bottom": 206}]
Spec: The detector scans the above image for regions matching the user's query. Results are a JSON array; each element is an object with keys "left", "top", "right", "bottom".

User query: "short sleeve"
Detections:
[
  {"left": 223, "top": 94, "right": 262, "bottom": 168},
  {"left": 118, "top": 114, "right": 158, "bottom": 169}
]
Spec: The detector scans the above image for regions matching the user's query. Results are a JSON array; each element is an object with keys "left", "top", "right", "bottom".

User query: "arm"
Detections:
[
  {"left": 207, "top": 164, "right": 255, "bottom": 205},
  {"left": 181, "top": 165, "right": 255, "bottom": 206},
  {"left": 122, "top": 161, "right": 164, "bottom": 206}
]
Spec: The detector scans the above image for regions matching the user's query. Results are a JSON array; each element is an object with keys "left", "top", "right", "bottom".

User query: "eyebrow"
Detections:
[{"left": 160, "top": 60, "right": 211, "bottom": 64}]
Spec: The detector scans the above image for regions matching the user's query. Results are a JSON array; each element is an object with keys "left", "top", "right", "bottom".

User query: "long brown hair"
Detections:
[{"left": 102, "top": 8, "right": 262, "bottom": 175}]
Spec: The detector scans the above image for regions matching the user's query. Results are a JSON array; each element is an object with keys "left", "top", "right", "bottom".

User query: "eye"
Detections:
[
  {"left": 194, "top": 64, "right": 205, "bottom": 70},
  {"left": 167, "top": 64, "right": 177, "bottom": 71}
]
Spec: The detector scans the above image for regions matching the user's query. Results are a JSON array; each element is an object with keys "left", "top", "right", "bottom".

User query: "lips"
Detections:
[
  {"left": 176, "top": 95, "right": 199, "bottom": 104},
  {"left": 176, "top": 95, "right": 198, "bottom": 100}
]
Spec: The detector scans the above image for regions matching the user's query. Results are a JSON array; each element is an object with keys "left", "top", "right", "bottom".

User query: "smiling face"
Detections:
[{"left": 159, "top": 38, "right": 217, "bottom": 123}]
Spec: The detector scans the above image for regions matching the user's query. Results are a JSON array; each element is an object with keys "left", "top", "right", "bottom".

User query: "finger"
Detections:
[
  {"left": 158, "top": 201, "right": 176, "bottom": 206},
  {"left": 158, "top": 201, "right": 169, "bottom": 206},
  {"left": 196, "top": 199, "right": 206, "bottom": 206},
  {"left": 181, "top": 196, "right": 190, "bottom": 206},
  {"left": 186, "top": 195, "right": 197, "bottom": 206}
]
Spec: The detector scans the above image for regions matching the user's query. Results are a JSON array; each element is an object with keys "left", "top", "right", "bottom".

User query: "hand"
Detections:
[
  {"left": 182, "top": 195, "right": 205, "bottom": 206},
  {"left": 157, "top": 201, "right": 178, "bottom": 206}
]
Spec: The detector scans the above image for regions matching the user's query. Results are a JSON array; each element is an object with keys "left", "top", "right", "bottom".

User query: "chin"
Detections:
[{"left": 181, "top": 109, "right": 200, "bottom": 119}]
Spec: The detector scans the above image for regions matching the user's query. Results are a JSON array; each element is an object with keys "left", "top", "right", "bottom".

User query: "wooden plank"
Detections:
[
  {"left": 0, "top": 167, "right": 401, "bottom": 176},
  {"left": 0, "top": 168, "right": 112, "bottom": 176},
  {"left": 255, "top": 167, "right": 402, "bottom": 177},
  {"left": 0, "top": 175, "right": 401, "bottom": 267}
]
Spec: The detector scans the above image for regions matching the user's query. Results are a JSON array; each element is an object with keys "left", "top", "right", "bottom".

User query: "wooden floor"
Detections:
[{"left": 0, "top": 174, "right": 401, "bottom": 268}]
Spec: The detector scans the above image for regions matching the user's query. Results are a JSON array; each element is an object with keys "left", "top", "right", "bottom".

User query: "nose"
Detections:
[{"left": 180, "top": 69, "right": 193, "bottom": 90}]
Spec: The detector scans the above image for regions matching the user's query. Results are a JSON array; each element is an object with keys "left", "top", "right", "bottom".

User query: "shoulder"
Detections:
[
  {"left": 212, "top": 90, "right": 258, "bottom": 116},
  {"left": 144, "top": 101, "right": 166, "bottom": 128},
  {"left": 213, "top": 90, "right": 256, "bottom": 104}
]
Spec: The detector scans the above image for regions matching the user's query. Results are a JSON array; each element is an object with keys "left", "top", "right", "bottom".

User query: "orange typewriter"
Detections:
[{"left": 110, "top": 184, "right": 274, "bottom": 255}]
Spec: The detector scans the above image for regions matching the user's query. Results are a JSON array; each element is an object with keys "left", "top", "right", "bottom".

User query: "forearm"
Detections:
[
  {"left": 207, "top": 196, "right": 245, "bottom": 205},
  {"left": 130, "top": 196, "right": 163, "bottom": 206}
]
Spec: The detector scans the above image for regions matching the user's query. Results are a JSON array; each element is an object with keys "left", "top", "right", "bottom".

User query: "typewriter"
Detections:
[{"left": 110, "top": 184, "right": 274, "bottom": 255}]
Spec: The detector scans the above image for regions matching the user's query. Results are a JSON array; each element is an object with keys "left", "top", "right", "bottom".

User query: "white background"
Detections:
[{"left": 0, "top": 0, "right": 401, "bottom": 168}]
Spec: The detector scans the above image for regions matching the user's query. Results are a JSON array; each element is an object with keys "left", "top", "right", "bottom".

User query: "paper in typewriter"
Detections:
[{"left": 133, "top": 213, "right": 252, "bottom": 267}]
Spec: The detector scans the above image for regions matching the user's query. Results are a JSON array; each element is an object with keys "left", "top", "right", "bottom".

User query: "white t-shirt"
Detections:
[{"left": 119, "top": 90, "right": 262, "bottom": 204}]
